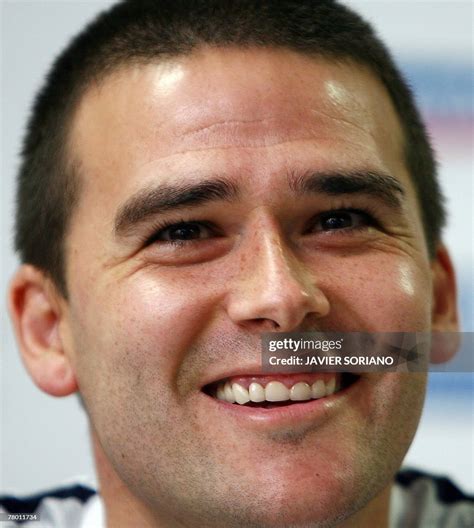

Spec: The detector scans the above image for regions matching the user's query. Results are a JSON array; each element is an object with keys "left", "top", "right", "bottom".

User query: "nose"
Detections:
[{"left": 226, "top": 228, "right": 330, "bottom": 332}]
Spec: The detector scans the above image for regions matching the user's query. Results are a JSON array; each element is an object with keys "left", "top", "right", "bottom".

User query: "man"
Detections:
[{"left": 1, "top": 1, "right": 472, "bottom": 527}]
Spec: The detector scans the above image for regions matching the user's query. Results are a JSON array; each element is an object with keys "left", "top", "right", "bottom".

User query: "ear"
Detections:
[
  {"left": 430, "top": 245, "right": 460, "bottom": 363},
  {"left": 8, "top": 264, "right": 78, "bottom": 396}
]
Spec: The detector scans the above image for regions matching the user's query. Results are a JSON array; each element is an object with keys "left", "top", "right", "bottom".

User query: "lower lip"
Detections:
[{"left": 202, "top": 377, "right": 362, "bottom": 429}]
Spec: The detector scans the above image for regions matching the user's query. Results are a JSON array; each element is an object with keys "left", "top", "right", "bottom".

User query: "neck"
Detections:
[
  {"left": 90, "top": 426, "right": 159, "bottom": 528},
  {"left": 338, "top": 486, "right": 391, "bottom": 528}
]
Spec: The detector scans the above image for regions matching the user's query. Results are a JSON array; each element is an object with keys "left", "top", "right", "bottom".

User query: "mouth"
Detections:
[{"left": 203, "top": 372, "right": 359, "bottom": 409}]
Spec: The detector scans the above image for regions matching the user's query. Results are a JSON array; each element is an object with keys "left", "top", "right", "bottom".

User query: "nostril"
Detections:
[{"left": 252, "top": 318, "right": 279, "bottom": 329}]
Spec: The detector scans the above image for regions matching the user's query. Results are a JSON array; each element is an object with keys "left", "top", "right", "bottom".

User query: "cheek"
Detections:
[
  {"left": 71, "top": 269, "right": 222, "bottom": 392},
  {"left": 319, "top": 254, "right": 432, "bottom": 331},
  {"left": 366, "top": 372, "right": 427, "bottom": 462}
]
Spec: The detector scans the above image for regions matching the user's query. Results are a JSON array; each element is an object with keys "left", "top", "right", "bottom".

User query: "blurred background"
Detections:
[{"left": 1, "top": 0, "right": 473, "bottom": 494}]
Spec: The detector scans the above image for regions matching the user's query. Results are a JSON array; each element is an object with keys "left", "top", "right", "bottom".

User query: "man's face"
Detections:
[{"left": 64, "top": 49, "right": 431, "bottom": 526}]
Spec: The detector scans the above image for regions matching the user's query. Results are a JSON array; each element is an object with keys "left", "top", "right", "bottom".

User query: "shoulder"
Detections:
[
  {"left": 392, "top": 468, "right": 474, "bottom": 528},
  {"left": 0, "top": 484, "right": 98, "bottom": 527}
]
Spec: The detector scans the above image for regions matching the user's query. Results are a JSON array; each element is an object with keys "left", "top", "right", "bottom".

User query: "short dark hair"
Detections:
[{"left": 15, "top": 0, "right": 446, "bottom": 297}]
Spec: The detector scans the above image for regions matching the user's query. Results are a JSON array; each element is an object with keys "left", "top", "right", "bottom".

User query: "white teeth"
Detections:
[
  {"left": 224, "top": 382, "right": 235, "bottom": 403},
  {"left": 265, "top": 381, "right": 290, "bottom": 402},
  {"left": 232, "top": 383, "right": 250, "bottom": 405},
  {"left": 290, "top": 382, "right": 312, "bottom": 401},
  {"left": 249, "top": 382, "right": 265, "bottom": 402},
  {"left": 311, "top": 380, "right": 326, "bottom": 399},
  {"left": 325, "top": 377, "right": 336, "bottom": 396},
  {"left": 215, "top": 376, "right": 339, "bottom": 404}
]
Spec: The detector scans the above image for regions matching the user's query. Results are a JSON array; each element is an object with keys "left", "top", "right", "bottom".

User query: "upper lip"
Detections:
[
  {"left": 200, "top": 364, "right": 346, "bottom": 389},
  {"left": 200, "top": 364, "right": 266, "bottom": 389}
]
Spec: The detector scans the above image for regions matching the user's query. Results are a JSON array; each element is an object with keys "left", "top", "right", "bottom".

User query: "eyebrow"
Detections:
[
  {"left": 114, "top": 170, "right": 405, "bottom": 237},
  {"left": 289, "top": 170, "right": 405, "bottom": 207},
  {"left": 115, "top": 178, "right": 239, "bottom": 235}
]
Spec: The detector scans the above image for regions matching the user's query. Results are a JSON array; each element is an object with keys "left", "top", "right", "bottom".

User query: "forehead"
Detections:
[{"left": 69, "top": 47, "right": 406, "bottom": 217}]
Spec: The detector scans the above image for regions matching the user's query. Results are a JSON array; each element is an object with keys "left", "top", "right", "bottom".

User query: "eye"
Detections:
[
  {"left": 149, "top": 221, "right": 215, "bottom": 244},
  {"left": 309, "top": 209, "right": 374, "bottom": 233}
]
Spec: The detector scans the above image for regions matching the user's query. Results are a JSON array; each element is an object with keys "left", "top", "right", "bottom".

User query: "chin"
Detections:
[{"left": 199, "top": 448, "right": 392, "bottom": 528}]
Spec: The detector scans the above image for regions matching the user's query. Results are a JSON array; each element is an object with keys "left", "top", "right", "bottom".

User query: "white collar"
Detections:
[{"left": 80, "top": 493, "right": 105, "bottom": 528}]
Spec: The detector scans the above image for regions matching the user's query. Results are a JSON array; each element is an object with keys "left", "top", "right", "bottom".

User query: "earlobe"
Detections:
[
  {"left": 8, "top": 265, "right": 78, "bottom": 396},
  {"left": 430, "top": 246, "right": 460, "bottom": 363}
]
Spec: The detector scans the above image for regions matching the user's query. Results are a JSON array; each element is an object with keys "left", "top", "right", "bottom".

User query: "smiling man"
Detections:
[{"left": 2, "top": 1, "right": 472, "bottom": 527}]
